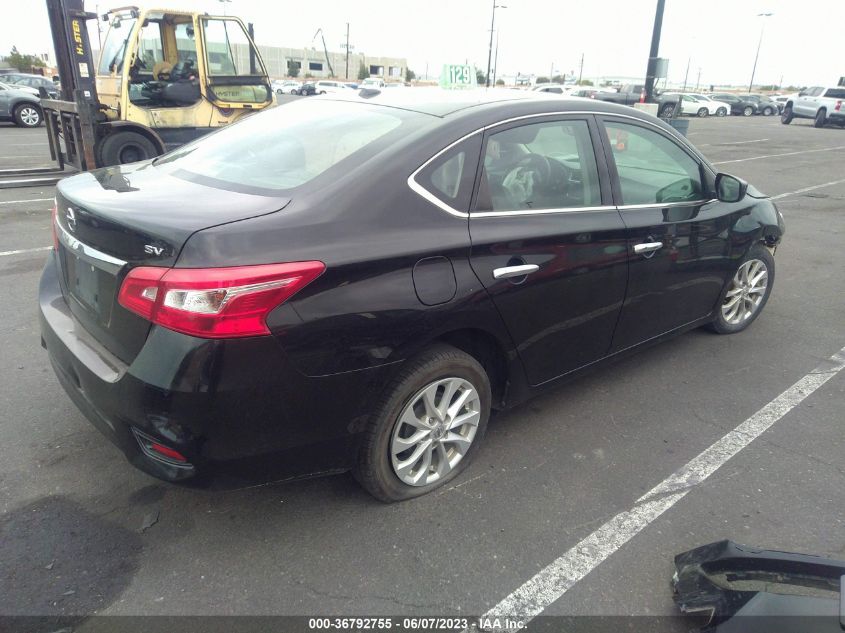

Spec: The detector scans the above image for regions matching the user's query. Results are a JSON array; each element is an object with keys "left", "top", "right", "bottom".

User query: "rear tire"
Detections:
[
  {"left": 97, "top": 131, "right": 159, "bottom": 167},
  {"left": 707, "top": 244, "right": 774, "bottom": 335},
  {"left": 716, "top": 107, "right": 727, "bottom": 117},
  {"left": 354, "top": 344, "right": 491, "bottom": 502},
  {"left": 660, "top": 103, "right": 675, "bottom": 117},
  {"left": 742, "top": 105, "right": 754, "bottom": 117},
  {"left": 697, "top": 107, "right": 709, "bottom": 118},
  {"left": 781, "top": 105, "right": 793, "bottom": 124},
  {"left": 814, "top": 109, "right": 826, "bottom": 128},
  {"left": 762, "top": 106, "right": 774, "bottom": 116},
  {"left": 13, "top": 103, "right": 43, "bottom": 127}
]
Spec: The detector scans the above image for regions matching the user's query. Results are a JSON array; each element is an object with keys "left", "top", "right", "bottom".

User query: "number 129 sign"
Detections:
[{"left": 440, "top": 64, "right": 475, "bottom": 89}]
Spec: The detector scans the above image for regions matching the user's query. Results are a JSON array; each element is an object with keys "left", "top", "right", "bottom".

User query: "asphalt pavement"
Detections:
[{"left": 1, "top": 112, "right": 843, "bottom": 630}]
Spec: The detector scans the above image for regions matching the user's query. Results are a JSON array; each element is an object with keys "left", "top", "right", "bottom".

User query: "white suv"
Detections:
[
  {"left": 313, "top": 81, "right": 352, "bottom": 95},
  {"left": 782, "top": 86, "right": 845, "bottom": 128}
]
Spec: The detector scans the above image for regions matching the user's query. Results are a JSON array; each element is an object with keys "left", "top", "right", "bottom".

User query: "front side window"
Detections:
[
  {"left": 136, "top": 22, "right": 164, "bottom": 69},
  {"left": 604, "top": 121, "right": 703, "bottom": 205},
  {"left": 476, "top": 119, "right": 601, "bottom": 212},
  {"left": 156, "top": 100, "right": 423, "bottom": 195}
]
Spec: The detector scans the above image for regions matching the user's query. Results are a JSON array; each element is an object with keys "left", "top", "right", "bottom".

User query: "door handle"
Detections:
[
  {"left": 633, "top": 241, "right": 663, "bottom": 255},
  {"left": 493, "top": 264, "right": 540, "bottom": 279}
]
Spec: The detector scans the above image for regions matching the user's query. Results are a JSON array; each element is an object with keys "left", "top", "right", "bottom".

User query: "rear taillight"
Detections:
[
  {"left": 51, "top": 199, "right": 58, "bottom": 250},
  {"left": 836, "top": 100, "right": 842, "bottom": 112},
  {"left": 118, "top": 262, "right": 325, "bottom": 338}
]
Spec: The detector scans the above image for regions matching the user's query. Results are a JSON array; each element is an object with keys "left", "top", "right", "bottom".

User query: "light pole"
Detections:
[
  {"left": 485, "top": 1, "right": 506, "bottom": 88},
  {"left": 748, "top": 12, "right": 773, "bottom": 93},
  {"left": 218, "top": 0, "right": 231, "bottom": 15}
]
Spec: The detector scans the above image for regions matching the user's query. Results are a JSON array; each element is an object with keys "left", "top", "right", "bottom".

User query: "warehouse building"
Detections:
[{"left": 239, "top": 43, "right": 408, "bottom": 81}]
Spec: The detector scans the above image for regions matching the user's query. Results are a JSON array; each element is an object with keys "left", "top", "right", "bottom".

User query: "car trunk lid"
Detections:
[{"left": 54, "top": 162, "right": 289, "bottom": 363}]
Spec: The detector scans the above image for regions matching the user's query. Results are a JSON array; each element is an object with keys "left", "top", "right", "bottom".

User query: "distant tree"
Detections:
[
  {"left": 304, "top": 72, "right": 313, "bottom": 79},
  {"left": 476, "top": 69, "right": 487, "bottom": 85},
  {"left": 577, "top": 79, "right": 593, "bottom": 86},
  {"left": 552, "top": 74, "right": 565, "bottom": 84},
  {"left": 405, "top": 68, "right": 415, "bottom": 82},
  {"left": 495, "top": 78, "right": 505, "bottom": 86},
  {"left": 535, "top": 76, "right": 550, "bottom": 84},
  {"left": 4, "top": 46, "right": 46, "bottom": 72},
  {"left": 358, "top": 62, "right": 369, "bottom": 81},
  {"left": 287, "top": 62, "right": 299, "bottom": 79}
]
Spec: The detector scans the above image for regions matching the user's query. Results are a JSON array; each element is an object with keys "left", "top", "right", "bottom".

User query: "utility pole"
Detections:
[
  {"left": 345, "top": 23, "right": 350, "bottom": 79},
  {"left": 492, "top": 31, "right": 499, "bottom": 85},
  {"left": 643, "top": 0, "right": 666, "bottom": 102},
  {"left": 486, "top": 1, "right": 506, "bottom": 88},
  {"left": 578, "top": 53, "right": 584, "bottom": 84},
  {"left": 695, "top": 67, "right": 701, "bottom": 91},
  {"left": 748, "top": 12, "right": 773, "bottom": 93}
]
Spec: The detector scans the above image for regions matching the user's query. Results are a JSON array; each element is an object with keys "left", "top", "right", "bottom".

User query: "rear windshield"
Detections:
[
  {"left": 824, "top": 88, "right": 845, "bottom": 99},
  {"left": 156, "top": 100, "right": 427, "bottom": 195}
]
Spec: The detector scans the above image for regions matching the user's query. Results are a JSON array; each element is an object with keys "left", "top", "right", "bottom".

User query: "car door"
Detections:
[
  {"left": 598, "top": 116, "right": 733, "bottom": 352},
  {"left": 0, "top": 84, "right": 9, "bottom": 117},
  {"left": 468, "top": 114, "right": 629, "bottom": 386},
  {"left": 794, "top": 87, "right": 820, "bottom": 116}
]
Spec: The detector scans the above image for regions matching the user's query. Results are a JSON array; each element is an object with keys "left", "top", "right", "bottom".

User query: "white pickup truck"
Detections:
[{"left": 781, "top": 86, "right": 845, "bottom": 128}]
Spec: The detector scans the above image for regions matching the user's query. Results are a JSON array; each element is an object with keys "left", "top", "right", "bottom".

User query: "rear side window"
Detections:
[
  {"left": 476, "top": 119, "right": 601, "bottom": 212},
  {"left": 415, "top": 135, "right": 482, "bottom": 212},
  {"left": 604, "top": 121, "right": 703, "bottom": 205},
  {"left": 157, "top": 100, "right": 425, "bottom": 195},
  {"left": 824, "top": 88, "right": 845, "bottom": 99}
]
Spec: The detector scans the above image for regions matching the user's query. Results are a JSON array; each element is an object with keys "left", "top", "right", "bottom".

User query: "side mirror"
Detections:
[
  {"left": 798, "top": 91, "right": 806, "bottom": 97},
  {"left": 715, "top": 173, "right": 747, "bottom": 203}
]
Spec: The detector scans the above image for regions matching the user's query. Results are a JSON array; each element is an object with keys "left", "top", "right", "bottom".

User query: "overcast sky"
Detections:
[{"left": 2, "top": 0, "right": 842, "bottom": 88}]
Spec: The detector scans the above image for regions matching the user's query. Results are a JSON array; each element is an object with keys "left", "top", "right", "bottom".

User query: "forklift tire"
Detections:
[{"left": 97, "top": 131, "right": 160, "bottom": 167}]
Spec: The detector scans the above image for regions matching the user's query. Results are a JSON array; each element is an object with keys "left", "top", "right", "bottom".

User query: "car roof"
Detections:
[{"left": 321, "top": 86, "right": 661, "bottom": 120}]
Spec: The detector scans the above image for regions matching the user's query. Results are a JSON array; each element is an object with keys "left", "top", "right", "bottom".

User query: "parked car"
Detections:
[
  {"left": 781, "top": 86, "right": 845, "bottom": 128},
  {"left": 360, "top": 77, "right": 385, "bottom": 89},
  {"left": 313, "top": 80, "right": 353, "bottom": 95},
  {"left": 743, "top": 94, "right": 778, "bottom": 116},
  {"left": 383, "top": 82, "right": 408, "bottom": 89},
  {"left": 708, "top": 93, "right": 758, "bottom": 117},
  {"left": 272, "top": 80, "right": 302, "bottom": 95},
  {"left": 0, "top": 81, "right": 44, "bottom": 127},
  {"left": 40, "top": 90, "right": 784, "bottom": 501},
  {"left": 532, "top": 83, "right": 576, "bottom": 95},
  {"left": 685, "top": 94, "right": 730, "bottom": 116},
  {"left": 661, "top": 94, "right": 722, "bottom": 117},
  {"left": 592, "top": 84, "right": 646, "bottom": 106},
  {"left": 298, "top": 82, "right": 318, "bottom": 96},
  {"left": 2, "top": 72, "right": 58, "bottom": 98}
]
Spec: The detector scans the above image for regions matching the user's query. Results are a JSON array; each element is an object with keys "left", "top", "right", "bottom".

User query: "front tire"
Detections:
[
  {"left": 762, "top": 106, "right": 774, "bottom": 116},
  {"left": 708, "top": 244, "right": 774, "bottom": 334},
  {"left": 743, "top": 105, "right": 754, "bottom": 117},
  {"left": 660, "top": 103, "right": 675, "bottom": 118},
  {"left": 781, "top": 105, "right": 794, "bottom": 124},
  {"left": 814, "top": 109, "right": 826, "bottom": 128},
  {"left": 716, "top": 107, "right": 727, "bottom": 117},
  {"left": 354, "top": 344, "right": 491, "bottom": 502},
  {"left": 97, "top": 131, "right": 159, "bottom": 166},
  {"left": 697, "top": 107, "right": 709, "bottom": 118},
  {"left": 13, "top": 103, "right": 43, "bottom": 127}
]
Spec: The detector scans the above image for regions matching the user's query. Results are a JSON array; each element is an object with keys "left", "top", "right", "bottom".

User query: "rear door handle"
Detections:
[
  {"left": 493, "top": 264, "right": 540, "bottom": 279},
  {"left": 633, "top": 241, "right": 663, "bottom": 255}
]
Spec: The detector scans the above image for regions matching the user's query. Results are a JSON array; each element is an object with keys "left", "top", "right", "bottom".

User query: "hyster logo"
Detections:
[
  {"left": 65, "top": 208, "right": 77, "bottom": 231},
  {"left": 144, "top": 245, "right": 164, "bottom": 256}
]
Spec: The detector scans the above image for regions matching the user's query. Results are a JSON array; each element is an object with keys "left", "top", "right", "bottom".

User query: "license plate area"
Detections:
[{"left": 59, "top": 246, "right": 117, "bottom": 325}]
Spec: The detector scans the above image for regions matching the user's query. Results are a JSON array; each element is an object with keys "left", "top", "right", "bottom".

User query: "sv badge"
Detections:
[{"left": 144, "top": 245, "right": 164, "bottom": 256}]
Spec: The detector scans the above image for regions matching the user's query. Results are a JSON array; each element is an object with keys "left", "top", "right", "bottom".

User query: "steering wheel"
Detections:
[{"left": 514, "top": 153, "right": 551, "bottom": 187}]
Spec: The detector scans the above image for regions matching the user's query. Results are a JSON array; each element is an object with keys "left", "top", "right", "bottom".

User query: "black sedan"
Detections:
[
  {"left": 40, "top": 90, "right": 785, "bottom": 501},
  {"left": 709, "top": 93, "right": 759, "bottom": 117},
  {"left": 744, "top": 94, "right": 780, "bottom": 116},
  {"left": 298, "top": 82, "right": 318, "bottom": 96}
]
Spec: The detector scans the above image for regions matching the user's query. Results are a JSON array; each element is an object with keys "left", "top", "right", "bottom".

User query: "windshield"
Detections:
[
  {"left": 202, "top": 18, "right": 266, "bottom": 76},
  {"left": 98, "top": 17, "right": 137, "bottom": 75},
  {"left": 155, "top": 100, "right": 428, "bottom": 195}
]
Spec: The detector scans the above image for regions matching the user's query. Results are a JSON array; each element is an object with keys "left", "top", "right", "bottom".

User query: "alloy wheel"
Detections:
[
  {"left": 390, "top": 377, "right": 481, "bottom": 486},
  {"left": 19, "top": 106, "right": 40, "bottom": 126},
  {"left": 721, "top": 259, "right": 768, "bottom": 325}
]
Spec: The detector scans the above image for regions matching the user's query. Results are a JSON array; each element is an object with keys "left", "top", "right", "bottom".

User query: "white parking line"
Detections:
[
  {"left": 478, "top": 344, "right": 845, "bottom": 631},
  {"left": 770, "top": 178, "right": 845, "bottom": 200},
  {"left": 713, "top": 144, "right": 845, "bottom": 165},
  {"left": 0, "top": 198, "right": 52, "bottom": 205},
  {"left": 719, "top": 138, "right": 769, "bottom": 145},
  {"left": 0, "top": 246, "right": 51, "bottom": 258}
]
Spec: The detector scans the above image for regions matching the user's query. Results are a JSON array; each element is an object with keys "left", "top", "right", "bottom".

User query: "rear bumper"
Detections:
[{"left": 39, "top": 252, "right": 390, "bottom": 485}]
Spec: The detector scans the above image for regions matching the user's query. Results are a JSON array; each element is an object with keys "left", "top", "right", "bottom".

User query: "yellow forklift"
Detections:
[{"left": 34, "top": 0, "right": 272, "bottom": 176}]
